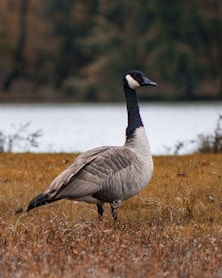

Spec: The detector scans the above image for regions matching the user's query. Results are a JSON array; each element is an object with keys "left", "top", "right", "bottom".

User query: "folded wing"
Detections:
[{"left": 46, "top": 146, "right": 136, "bottom": 201}]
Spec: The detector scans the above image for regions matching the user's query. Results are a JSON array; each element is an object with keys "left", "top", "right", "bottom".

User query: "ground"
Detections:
[{"left": 0, "top": 153, "right": 222, "bottom": 277}]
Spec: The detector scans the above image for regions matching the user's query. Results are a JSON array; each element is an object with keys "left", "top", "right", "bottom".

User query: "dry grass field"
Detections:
[{"left": 0, "top": 152, "right": 222, "bottom": 277}]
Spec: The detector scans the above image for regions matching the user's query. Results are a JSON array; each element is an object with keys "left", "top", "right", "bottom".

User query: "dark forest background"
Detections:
[{"left": 0, "top": 0, "right": 221, "bottom": 102}]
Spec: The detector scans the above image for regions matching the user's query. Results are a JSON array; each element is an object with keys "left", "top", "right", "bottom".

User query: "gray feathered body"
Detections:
[
  {"left": 27, "top": 127, "right": 153, "bottom": 210},
  {"left": 44, "top": 128, "right": 152, "bottom": 202}
]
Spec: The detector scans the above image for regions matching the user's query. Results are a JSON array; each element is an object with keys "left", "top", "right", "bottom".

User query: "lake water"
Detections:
[{"left": 0, "top": 102, "right": 221, "bottom": 154}]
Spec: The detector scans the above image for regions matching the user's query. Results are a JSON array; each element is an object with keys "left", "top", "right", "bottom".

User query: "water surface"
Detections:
[{"left": 0, "top": 102, "right": 221, "bottom": 154}]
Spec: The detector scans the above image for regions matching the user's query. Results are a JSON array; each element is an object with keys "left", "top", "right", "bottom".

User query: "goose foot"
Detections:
[{"left": 110, "top": 200, "right": 121, "bottom": 220}]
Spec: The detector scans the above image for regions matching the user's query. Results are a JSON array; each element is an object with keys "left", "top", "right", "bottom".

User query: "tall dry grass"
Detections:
[{"left": 0, "top": 152, "right": 222, "bottom": 277}]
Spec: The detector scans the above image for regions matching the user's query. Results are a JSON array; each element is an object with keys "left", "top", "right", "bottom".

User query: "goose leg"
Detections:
[
  {"left": 110, "top": 200, "right": 121, "bottom": 220},
  {"left": 97, "top": 204, "right": 104, "bottom": 220}
]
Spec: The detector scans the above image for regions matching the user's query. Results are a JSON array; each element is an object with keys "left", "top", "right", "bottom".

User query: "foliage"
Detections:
[
  {"left": 0, "top": 0, "right": 221, "bottom": 101},
  {"left": 0, "top": 153, "right": 222, "bottom": 276},
  {"left": 0, "top": 122, "right": 42, "bottom": 152},
  {"left": 197, "top": 114, "right": 222, "bottom": 153},
  {"left": 168, "top": 114, "right": 222, "bottom": 155}
]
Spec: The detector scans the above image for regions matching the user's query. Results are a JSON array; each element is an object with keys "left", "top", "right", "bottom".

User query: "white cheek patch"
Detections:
[{"left": 125, "top": 74, "right": 140, "bottom": 89}]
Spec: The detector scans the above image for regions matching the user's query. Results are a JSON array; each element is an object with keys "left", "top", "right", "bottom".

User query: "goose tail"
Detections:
[{"left": 27, "top": 193, "right": 53, "bottom": 212}]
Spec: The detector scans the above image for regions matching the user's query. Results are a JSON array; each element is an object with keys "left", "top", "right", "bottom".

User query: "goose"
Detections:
[{"left": 27, "top": 70, "right": 157, "bottom": 220}]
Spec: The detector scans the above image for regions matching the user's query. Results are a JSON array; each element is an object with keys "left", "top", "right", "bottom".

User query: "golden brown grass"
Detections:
[{"left": 1, "top": 152, "right": 222, "bottom": 277}]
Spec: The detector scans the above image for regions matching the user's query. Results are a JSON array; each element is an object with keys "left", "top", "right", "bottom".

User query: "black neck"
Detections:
[{"left": 124, "top": 85, "right": 143, "bottom": 140}]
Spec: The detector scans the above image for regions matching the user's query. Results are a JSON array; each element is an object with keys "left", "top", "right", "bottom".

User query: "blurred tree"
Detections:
[
  {"left": 148, "top": 0, "right": 210, "bottom": 99},
  {"left": 46, "top": 0, "right": 96, "bottom": 89},
  {"left": 2, "top": 0, "right": 29, "bottom": 92},
  {"left": 0, "top": 0, "right": 221, "bottom": 101},
  {"left": 80, "top": 0, "right": 157, "bottom": 100},
  {"left": 198, "top": 0, "right": 222, "bottom": 96}
]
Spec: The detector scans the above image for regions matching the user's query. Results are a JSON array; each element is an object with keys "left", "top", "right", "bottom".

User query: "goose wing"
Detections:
[{"left": 46, "top": 146, "right": 136, "bottom": 200}]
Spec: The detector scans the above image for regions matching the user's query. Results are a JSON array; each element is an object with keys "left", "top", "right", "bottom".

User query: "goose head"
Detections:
[{"left": 123, "top": 70, "right": 157, "bottom": 90}]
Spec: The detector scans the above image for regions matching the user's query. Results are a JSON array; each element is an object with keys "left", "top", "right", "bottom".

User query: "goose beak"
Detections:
[{"left": 142, "top": 77, "right": 157, "bottom": 86}]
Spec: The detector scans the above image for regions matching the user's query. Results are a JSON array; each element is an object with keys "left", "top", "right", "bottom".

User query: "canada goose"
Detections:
[{"left": 27, "top": 70, "right": 157, "bottom": 220}]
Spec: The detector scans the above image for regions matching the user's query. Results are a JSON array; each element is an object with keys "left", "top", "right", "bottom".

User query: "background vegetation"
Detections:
[
  {"left": 0, "top": 0, "right": 221, "bottom": 102},
  {"left": 0, "top": 152, "right": 222, "bottom": 277}
]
